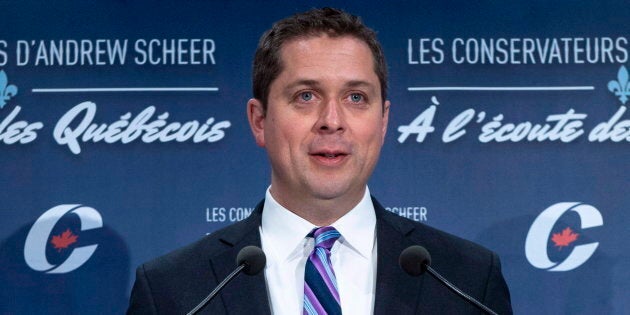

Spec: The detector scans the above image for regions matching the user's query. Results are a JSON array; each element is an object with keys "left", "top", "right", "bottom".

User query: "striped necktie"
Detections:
[{"left": 303, "top": 226, "right": 342, "bottom": 315}]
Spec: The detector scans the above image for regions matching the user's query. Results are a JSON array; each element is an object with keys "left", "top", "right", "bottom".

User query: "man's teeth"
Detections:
[{"left": 326, "top": 153, "right": 336, "bottom": 158}]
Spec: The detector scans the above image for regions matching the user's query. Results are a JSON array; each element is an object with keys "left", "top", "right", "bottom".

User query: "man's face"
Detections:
[{"left": 248, "top": 35, "right": 389, "bottom": 211}]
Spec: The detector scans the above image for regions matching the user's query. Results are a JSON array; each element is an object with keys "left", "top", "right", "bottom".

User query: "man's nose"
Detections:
[{"left": 314, "top": 99, "right": 345, "bottom": 133}]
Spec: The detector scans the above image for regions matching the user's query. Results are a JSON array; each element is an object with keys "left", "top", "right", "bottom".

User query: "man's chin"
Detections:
[{"left": 307, "top": 183, "right": 362, "bottom": 202}]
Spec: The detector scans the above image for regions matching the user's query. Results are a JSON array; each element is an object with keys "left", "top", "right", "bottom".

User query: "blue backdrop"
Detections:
[{"left": 1, "top": 1, "right": 628, "bottom": 314}]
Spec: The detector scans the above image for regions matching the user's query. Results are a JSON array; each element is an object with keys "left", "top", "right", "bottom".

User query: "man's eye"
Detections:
[
  {"left": 300, "top": 92, "right": 313, "bottom": 101},
  {"left": 350, "top": 93, "right": 363, "bottom": 102}
]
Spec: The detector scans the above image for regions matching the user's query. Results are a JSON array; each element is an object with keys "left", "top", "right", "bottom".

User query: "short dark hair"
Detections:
[{"left": 252, "top": 7, "right": 388, "bottom": 113}]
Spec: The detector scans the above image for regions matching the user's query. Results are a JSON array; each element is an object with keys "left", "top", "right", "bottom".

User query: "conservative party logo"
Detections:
[
  {"left": 24, "top": 205, "right": 103, "bottom": 274},
  {"left": 525, "top": 202, "right": 603, "bottom": 272}
]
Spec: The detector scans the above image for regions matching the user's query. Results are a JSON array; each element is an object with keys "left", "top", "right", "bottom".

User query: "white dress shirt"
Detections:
[{"left": 260, "top": 187, "right": 377, "bottom": 315}]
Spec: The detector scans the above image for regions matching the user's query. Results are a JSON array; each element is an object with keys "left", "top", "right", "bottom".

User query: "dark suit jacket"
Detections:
[{"left": 127, "top": 198, "right": 512, "bottom": 314}]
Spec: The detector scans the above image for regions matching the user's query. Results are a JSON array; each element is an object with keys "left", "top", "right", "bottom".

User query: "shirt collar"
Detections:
[
  {"left": 260, "top": 186, "right": 376, "bottom": 262},
  {"left": 332, "top": 187, "right": 376, "bottom": 259},
  {"left": 261, "top": 187, "right": 316, "bottom": 263}
]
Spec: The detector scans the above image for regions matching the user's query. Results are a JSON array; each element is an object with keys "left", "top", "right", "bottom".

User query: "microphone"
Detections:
[
  {"left": 399, "top": 245, "right": 499, "bottom": 315},
  {"left": 187, "top": 246, "right": 266, "bottom": 315}
]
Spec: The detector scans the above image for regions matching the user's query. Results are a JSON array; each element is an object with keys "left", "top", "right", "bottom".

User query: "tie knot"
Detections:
[{"left": 310, "top": 226, "right": 341, "bottom": 250}]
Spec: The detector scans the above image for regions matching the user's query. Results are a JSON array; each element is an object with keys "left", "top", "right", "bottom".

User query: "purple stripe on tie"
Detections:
[
  {"left": 304, "top": 283, "right": 326, "bottom": 315},
  {"left": 310, "top": 248, "right": 340, "bottom": 302}
]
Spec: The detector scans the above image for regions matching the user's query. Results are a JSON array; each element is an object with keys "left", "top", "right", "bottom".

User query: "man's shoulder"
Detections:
[
  {"left": 377, "top": 202, "right": 497, "bottom": 266},
  {"left": 141, "top": 211, "right": 261, "bottom": 275},
  {"left": 127, "top": 207, "right": 265, "bottom": 314}
]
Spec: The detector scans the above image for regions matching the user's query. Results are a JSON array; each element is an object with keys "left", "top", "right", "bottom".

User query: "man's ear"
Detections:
[
  {"left": 381, "top": 100, "right": 390, "bottom": 142},
  {"left": 247, "top": 98, "right": 266, "bottom": 147}
]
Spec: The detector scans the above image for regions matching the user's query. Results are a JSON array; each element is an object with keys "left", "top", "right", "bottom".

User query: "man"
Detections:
[{"left": 127, "top": 8, "right": 512, "bottom": 315}]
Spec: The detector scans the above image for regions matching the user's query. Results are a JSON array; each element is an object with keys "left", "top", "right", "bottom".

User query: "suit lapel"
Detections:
[
  {"left": 372, "top": 198, "right": 425, "bottom": 315},
  {"left": 205, "top": 198, "right": 427, "bottom": 314},
  {"left": 207, "top": 202, "right": 272, "bottom": 315}
]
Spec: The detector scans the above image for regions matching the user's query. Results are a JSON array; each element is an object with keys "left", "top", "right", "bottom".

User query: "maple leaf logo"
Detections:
[
  {"left": 551, "top": 227, "right": 579, "bottom": 250},
  {"left": 50, "top": 228, "right": 79, "bottom": 252}
]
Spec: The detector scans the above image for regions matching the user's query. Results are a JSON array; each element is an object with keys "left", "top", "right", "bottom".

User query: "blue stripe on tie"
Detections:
[
  {"left": 303, "top": 295, "right": 317, "bottom": 315},
  {"left": 305, "top": 261, "right": 342, "bottom": 315},
  {"left": 316, "top": 248, "right": 338, "bottom": 291},
  {"left": 316, "top": 230, "right": 341, "bottom": 244}
]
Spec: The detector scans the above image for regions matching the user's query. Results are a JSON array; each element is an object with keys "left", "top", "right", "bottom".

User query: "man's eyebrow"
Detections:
[
  {"left": 284, "top": 79, "right": 376, "bottom": 91},
  {"left": 345, "top": 80, "right": 376, "bottom": 90},
  {"left": 284, "top": 79, "right": 320, "bottom": 92}
]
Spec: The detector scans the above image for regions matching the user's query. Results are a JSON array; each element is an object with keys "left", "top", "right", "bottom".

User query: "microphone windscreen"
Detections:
[
  {"left": 399, "top": 245, "right": 432, "bottom": 276},
  {"left": 236, "top": 246, "right": 266, "bottom": 275}
]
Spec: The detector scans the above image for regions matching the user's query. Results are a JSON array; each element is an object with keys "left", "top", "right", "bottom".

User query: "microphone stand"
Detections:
[
  {"left": 425, "top": 265, "right": 498, "bottom": 315},
  {"left": 186, "top": 264, "right": 245, "bottom": 315}
]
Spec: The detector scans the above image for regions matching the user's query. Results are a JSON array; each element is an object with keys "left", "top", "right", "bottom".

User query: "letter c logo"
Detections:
[
  {"left": 525, "top": 202, "right": 603, "bottom": 272},
  {"left": 24, "top": 205, "right": 102, "bottom": 274}
]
